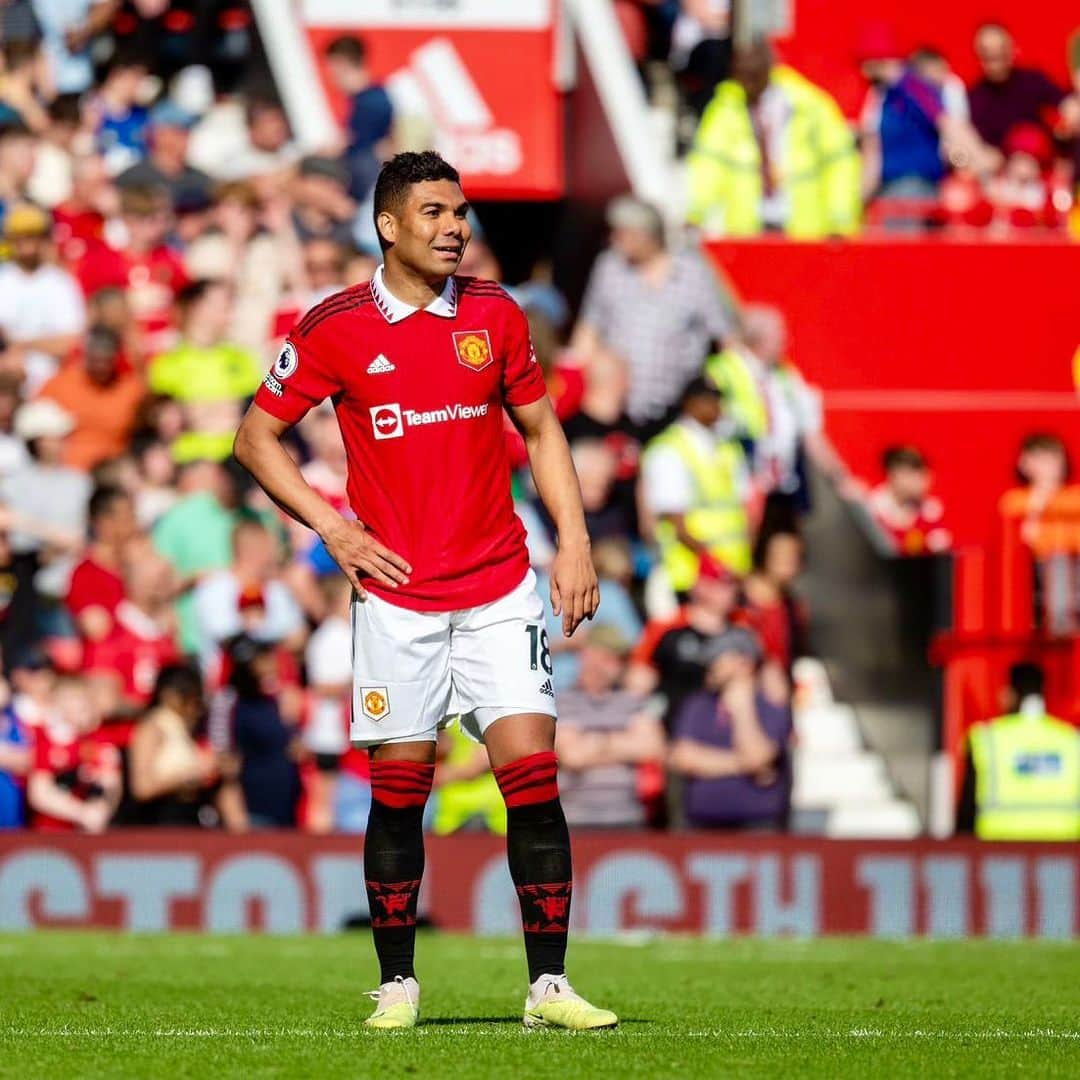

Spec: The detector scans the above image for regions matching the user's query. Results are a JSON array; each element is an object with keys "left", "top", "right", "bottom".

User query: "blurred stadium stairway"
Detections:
[{"left": 792, "top": 474, "right": 945, "bottom": 836}]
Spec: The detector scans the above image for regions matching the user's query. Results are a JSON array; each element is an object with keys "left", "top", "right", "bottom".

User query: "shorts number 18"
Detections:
[{"left": 525, "top": 624, "right": 552, "bottom": 676}]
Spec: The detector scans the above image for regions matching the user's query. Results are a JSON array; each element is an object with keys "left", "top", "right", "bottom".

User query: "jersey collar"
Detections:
[{"left": 371, "top": 264, "right": 458, "bottom": 324}]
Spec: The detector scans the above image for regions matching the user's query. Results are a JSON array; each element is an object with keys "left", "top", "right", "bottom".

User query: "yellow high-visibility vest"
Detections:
[
  {"left": 432, "top": 724, "right": 507, "bottom": 837},
  {"left": 687, "top": 65, "right": 861, "bottom": 239},
  {"left": 969, "top": 713, "right": 1080, "bottom": 841},
  {"left": 644, "top": 422, "right": 750, "bottom": 591},
  {"left": 705, "top": 349, "right": 768, "bottom": 441}
]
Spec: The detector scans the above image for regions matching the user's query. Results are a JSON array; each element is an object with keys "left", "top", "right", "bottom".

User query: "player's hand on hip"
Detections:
[
  {"left": 320, "top": 518, "right": 411, "bottom": 599},
  {"left": 550, "top": 541, "right": 599, "bottom": 638}
]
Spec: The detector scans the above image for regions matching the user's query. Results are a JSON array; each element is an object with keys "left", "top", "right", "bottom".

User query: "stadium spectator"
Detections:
[
  {"left": 27, "top": 673, "right": 121, "bottom": 831},
  {"left": 537, "top": 536, "right": 642, "bottom": 693},
  {"left": 90, "top": 45, "right": 150, "bottom": 175},
  {"left": 670, "top": 0, "right": 733, "bottom": 117},
  {"left": 37, "top": 325, "right": 145, "bottom": 470},
  {"left": 865, "top": 446, "right": 951, "bottom": 556},
  {"left": 34, "top": 0, "right": 116, "bottom": 97},
  {"left": 910, "top": 47, "right": 971, "bottom": 123},
  {"left": 66, "top": 484, "right": 139, "bottom": 643},
  {"left": 0, "top": 521, "right": 36, "bottom": 665},
  {"left": 124, "top": 663, "right": 228, "bottom": 827},
  {"left": 999, "top": 433, "right": 1080, "bottom": 635},
  {"left": 957, "top": 662, "right": 1080, "bottom": 840},
  {"left": 687, "top": 37, "right": 860, "bottom": 237},
  {"left": 627, "top": 553, "right": 743, "bottom": 730},
  {"left": 148, "top": 279, "right": 261, "bottom": 463},
  {"left": 0, "top": 121, "right": 37, "bottom": 219},
  {"left": 0, "top": 371, "right": 28, "bottom": 476},
  {"left": 985, "top": 123, "right": 1061, "bottom": 230},
  {"left": 211, "top": 634, "right": 301, "bottom": 829},
  {"left": 303, "top": 574, "right": 352, "bottom": 833},
  {"left": 325, "top": 34, "right": 394, "bottom": 202},
  {"left": 738, "top": 528, "right": 807, "bottom": 676},
  {"left": 195, "top": 94, "right": 300, "bottom": 183},
  {"left": 4, "top": 399, "right": 89, "bottom": 624},
  {"left": 641, "top": 374, "right": 751, "bottom": 593},
  {"left": 0, "top": 688, "right": 31, "bottom": 828},
  {"left": 75, "top": 184, "right": 188, "bottom": 358},
  {"left": 669, "top": 627, "right": 792, "bottom": 829},
  {"left": 83, "top": 545, "right": 180, "bottom": 709},
  {"left": 572, "top": 195, "right": 731, "bottom": 435},
  {"left": 291, "top": 155, "right": 356, "bottom": 249},
  {"left": 116, "top": 98, "right": 212, "bottom": 208},
  {"left": 152, "top": 460, "right": 238, "bottom": 654},
  {"left": 556, "top": 626, "right": 665, "bottom": 829},
  {"left": 0, "top": 39, "right": 49, "bottom": 134},
  {"left": 710, "top": 305, "right": 848, "bottom": 520},
  {"left": 0, "top": 202, "right": 87, "bottom": 392},
  {"left": 968, "top": 24, "right": 1065, "bottom": 151},
  {"left": 193, "top": 518, "right": 305, "bottom": 674}
]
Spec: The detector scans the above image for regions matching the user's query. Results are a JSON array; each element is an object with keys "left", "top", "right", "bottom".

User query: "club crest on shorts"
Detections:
[
  {"left": 273, "top": 341, "right": 299, "bottom": 380},
  {"left": 452, "top": 329, "right": 493, "bottom": 372},
  {"left": 360, "top": 686, "right": 390, "bottom": 722}
]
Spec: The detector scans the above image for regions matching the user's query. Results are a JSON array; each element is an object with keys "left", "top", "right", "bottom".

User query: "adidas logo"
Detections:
[
  {"left": 367, "top": 354, "right": 395, "bottom": 375},
  {"left": 539, "top": 679, "right": 554, "bottom": 698}
]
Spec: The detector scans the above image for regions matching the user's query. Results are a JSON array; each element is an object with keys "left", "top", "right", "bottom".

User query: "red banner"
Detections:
[
  {"left": 1, "top": 832, "right": 1075, "bottom": 938},
  {"left": 303, "top": 0, "right": 563, "bottom": 199}
]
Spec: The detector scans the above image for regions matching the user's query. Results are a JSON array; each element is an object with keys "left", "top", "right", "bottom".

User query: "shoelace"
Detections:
[
  {"left": 538, "top": 975, "right": 574, "bottom": 1000},
  {"left": 366, "top": 975, "right": 415, "bottom": 1008}
]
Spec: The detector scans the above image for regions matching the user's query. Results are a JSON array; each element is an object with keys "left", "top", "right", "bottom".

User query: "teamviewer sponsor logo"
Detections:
[
  {"left": 370, "top": 403, "right": 404, "bottom": 440},
  {"left": 371, "top": 401, "right": 489, "bottom": 440}
]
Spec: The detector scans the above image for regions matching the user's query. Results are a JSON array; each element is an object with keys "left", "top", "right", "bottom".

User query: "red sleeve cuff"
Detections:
[
  {"left": 504, "top": 376, "right": 548, "bottom": 409},
  {"left": 253, "top": 385, "right": 312, "bottom": 425}
]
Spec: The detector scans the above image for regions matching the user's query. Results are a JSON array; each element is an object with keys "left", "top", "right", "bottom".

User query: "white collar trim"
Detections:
[{"left": 371, "top": 265, "right": 457, "bottom": 324}]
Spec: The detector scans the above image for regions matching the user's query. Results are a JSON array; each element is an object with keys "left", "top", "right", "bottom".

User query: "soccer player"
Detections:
[{"left": 234, "top": 152, "right": 617, "bottom": 1031}]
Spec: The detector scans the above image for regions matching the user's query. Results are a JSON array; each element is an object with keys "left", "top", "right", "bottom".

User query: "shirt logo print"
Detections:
[
  {"left": 367, "top": 354, "right": 396, "bottom": 375},
  {"left": 370, "top": 403, "right": 404, "bottom": 440},
  {"left": 453, "top": 329, "right": 493, "bottom": 372}
]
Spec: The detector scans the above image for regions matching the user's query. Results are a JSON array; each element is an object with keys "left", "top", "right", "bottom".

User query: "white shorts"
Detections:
[{"left": 350, "top": 569, "right": 557, "bottom": 748}]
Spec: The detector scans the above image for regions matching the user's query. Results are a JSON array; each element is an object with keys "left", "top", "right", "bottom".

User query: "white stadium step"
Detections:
[{"left": 825, "top": 801, "right": 922, "bottom": 839}]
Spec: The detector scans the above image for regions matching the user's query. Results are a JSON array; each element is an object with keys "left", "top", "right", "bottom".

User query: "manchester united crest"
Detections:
[
  {"left": 360, "top": 686, "right": 390, "bottom": 722},
  {"left": 452, "top": 329, "right": 494, "bottom": 372}
]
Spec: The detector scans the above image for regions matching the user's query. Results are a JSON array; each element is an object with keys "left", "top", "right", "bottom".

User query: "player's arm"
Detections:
[
  {"left": 233, "top": 404, "right": 411, "bottom": 598},
  {"left": 510, "top": 394, "right": 598, "bottom": 636}
]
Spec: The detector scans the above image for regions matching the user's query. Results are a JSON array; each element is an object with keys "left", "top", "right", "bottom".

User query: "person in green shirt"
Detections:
[
  {"left": 148, "top": 279, "right": 263, "bottom": 463},
  {"left": 152, "top": 460, "right": 239, "bottom": 654}
]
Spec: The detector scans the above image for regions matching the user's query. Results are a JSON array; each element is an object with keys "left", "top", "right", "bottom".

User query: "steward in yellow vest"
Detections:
[
  {"left": 958, "top": 664, "right": 1080, "bottom": 841},
  {"left": 641, "top": 374, "right": 751, "bottom": 593},
  {"left": 687, "top": 40, "right": 861, "bottom": 238}
]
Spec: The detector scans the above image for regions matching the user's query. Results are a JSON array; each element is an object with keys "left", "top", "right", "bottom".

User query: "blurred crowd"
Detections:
[
  {"left": 0, "top": 2, "right": 1069, "bottom": 837},
  {"left": 616, "top": 7, "right": 1080, "bottom": 237}
]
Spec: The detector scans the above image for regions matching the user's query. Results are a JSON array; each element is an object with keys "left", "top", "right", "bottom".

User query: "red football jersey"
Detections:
[
  {"left": 254, "top": 271, "right": 546, "bottom": 610},
  {"left": 82, "top": 602, "right": 181, "bottom": 706}
]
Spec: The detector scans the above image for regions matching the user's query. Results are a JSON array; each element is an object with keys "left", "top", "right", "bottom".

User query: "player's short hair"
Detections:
[
  {"left": 372, "top": 151, "right": 462, "bottom": 251},
  {"left": 882, "top": 445, "right": 928, "bottom": 473},
  {"left": 325, "top": 35, "right": 367, "bottom": 66}
]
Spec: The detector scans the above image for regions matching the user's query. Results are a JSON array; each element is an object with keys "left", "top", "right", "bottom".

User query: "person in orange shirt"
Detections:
[
  {"left": 37, "top": 325, "right": 146, "bottom": 471},
  {"left": 998, "top": 433, "right": 1080, "bottom": 633}
]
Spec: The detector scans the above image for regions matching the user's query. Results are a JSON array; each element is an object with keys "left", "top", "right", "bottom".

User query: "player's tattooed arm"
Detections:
[
  {"left": 510, "top": 395, "right": 599, "bottom": 637},
  {"left": 234, "top": 404, "right": 412, "bottom": 599}
]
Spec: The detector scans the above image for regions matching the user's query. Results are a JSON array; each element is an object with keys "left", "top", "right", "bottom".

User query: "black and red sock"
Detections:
[
  {"left": 493, "top": 750, "right": 573, "bottom": 983},
  {"left": 365, "top": 758, "right": 435, "bottom": 984}
]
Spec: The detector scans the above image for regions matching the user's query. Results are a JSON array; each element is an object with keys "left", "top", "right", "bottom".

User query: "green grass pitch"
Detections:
[{"left": 2, "top": 932, "right": 1078, "bottom": 1077}]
